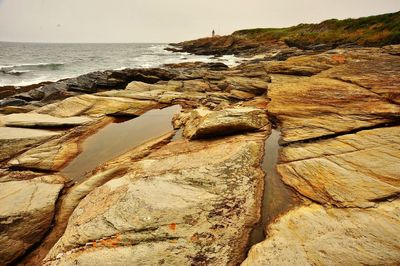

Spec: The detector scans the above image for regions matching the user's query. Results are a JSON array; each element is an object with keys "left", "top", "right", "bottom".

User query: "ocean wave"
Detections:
[
  {"left": 0, "top": 62, "right": 65, "bottom": 71},
  {"left": 0, "top": 69, "right": 31, "bottom": 76},
  {"left": 0, "top": 75, "right": 59, "bottom": 87}
]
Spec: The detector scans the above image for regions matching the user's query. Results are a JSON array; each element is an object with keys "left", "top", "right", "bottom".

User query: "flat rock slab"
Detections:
[
  {"left": 0, "top": 176, "right": 64, "bottom": 265},
  {"left": 182, "top": 107, "right": 269, "bottom": 139},
  {"left": 262, "top": 48, "right": 385, "bottom": 76},
  {"left": 242, "top": 200, "right": 400, "bottom": 266},
  {"left": 278, "top": 126, "right": 400, "bottom": 207},
  {"left": 96, "top": 89, "right": 206, "bottom": 104},
  {"left": 45, "top": 132, "right": 268, "bottom": 265},
  {"left": 318, "top": 54, "right": 400, "bottom": 104},
  {"left": 1, "top": 113, "right": 92, "bottom": 128},
  {"left": 0, "top": 127, "right": 60, "bottom": 161},
  {"left": 9, "top": 118, "right": 112, "bottom": 172},
  {"left": 263, "top": 53, "right": 345, "bottom": 76},
  {"left": 268, "top": 76, "right": 400, "bottom": 142},
  {"left": 35, "top": 94, "right": 161, "bottom": 118},
  {"left": 217, "top": 76, "right": 269, "bottom": 95}
]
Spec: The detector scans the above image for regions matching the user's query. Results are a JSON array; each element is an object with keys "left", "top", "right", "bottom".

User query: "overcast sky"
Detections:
[{"left": 0, "top": 0, "right": 399, "bottom": 43}]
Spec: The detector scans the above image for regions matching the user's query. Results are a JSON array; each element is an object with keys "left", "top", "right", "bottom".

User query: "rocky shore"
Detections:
[{"left": 1, "top": 35, "right": 399, "bottom": 265}]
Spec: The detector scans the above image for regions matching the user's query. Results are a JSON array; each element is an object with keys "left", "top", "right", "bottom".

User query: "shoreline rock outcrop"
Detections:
[{"left": 0, "top": 29, "right": 399, "bottom": 265}]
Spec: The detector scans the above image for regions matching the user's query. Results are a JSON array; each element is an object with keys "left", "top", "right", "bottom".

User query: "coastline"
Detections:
[{"left": 1, "top": 11, "right": 400, "bottom": 266}]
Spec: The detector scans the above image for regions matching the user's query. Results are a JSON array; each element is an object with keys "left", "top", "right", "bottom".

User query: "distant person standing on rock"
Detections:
[{"left": 212, "top": 30, "right": 215, "bottom": 37}]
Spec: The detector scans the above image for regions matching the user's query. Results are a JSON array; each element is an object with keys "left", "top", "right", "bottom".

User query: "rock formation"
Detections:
[{"left": 0, "top": 33, "right": 399, "bottom": 266}]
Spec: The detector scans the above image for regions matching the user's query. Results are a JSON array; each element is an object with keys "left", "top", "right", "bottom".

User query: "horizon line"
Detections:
[{"left": 0, "top": 40, "right": 171, "bottom": 44}]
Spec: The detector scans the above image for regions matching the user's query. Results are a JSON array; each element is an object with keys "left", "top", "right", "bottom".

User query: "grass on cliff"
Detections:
[{"left": 233, "top": 11, "right": 400, "bottom": 47}]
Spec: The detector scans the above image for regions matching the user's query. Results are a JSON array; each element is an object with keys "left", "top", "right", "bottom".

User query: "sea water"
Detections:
[{"left": 0, "top": 42, "right": 239, "bottom": 86}]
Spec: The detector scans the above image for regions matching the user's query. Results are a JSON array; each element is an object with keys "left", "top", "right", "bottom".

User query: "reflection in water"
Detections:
[
  {"left": 172, "top": 128, "right": 183, "bottom": 141},
  {"left": 249, "top": 129, "right": 295, "bottom": 246},
  {"left": 61, "top": 105, "right": 181, "bottom": 182}
]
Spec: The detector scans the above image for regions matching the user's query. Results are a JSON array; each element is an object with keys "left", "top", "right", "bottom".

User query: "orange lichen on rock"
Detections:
[
  {"left": 168, "top": 223, "right": 177, "bottom": 231},
  {"left": 331, "top": 54, "right": 346, "bottom": 64}
]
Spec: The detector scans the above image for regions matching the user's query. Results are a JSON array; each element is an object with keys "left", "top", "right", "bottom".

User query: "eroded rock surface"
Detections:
[
  {"left": 243, "top": 48, "right": 400, "bottom": 266},
  {"left": 243, "top": 200, "right": 400, "bottom": 266},
  {"left": 44, "top": 132, "right": 269, "bottom": 265},
  {"left": 278, "top": 126, "right": 400, "bottom": 207},
  {"left": 268, "top": 76, "right": 400, "bottom": 142},
  {"left": 0, "top": 127, "right": 60, "bottom": 161},
  {"left": 0, "top": 113, "right": 92, "bottom": 128},
  {"left": 34, "top": 94, "right": 161, "bottom": 118},
  {"left": 8, "top": 118, "right": 112, "bottom": 172},
  {"left": 1, "top": 45, "right": 399, "bottom": 266},
  {"left": 0, "top": 176, "right": 64, "bottom": 265},
  {"left": 181, "top": 107, "right": 269, "bottom": 139},
  {"left": 318, "top": 54, "right": 400, "bottom": 104}
]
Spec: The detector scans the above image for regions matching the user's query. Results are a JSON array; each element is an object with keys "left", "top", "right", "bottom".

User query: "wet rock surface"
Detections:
[{"left": 1, "top": 44, "right": 399, "bottom": 265}]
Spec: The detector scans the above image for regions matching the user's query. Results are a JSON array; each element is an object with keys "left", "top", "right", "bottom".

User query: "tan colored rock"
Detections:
[
  {"left": 264, "top": 53, "right": 343, "bottom": 76},
  {"left": 230, "top": 89, "right": 256, "bottom": 100},
  {"left": 96, "top": 89, "right": 205, "bottom": 104},
  {"left": 35, "top": 94, "right": 160, "bottom": 117},
  {"left": 9, "top": 118, "right": 112, "bottom": 172},
  {"left": 318, "top": 54, "right": 400, "bottom": 104},
  {"left": 382, "top": 44, "right": 400, "bottom": 55},
  {"left": 218, "top": 76, "right": 269, "bottom": 95},
  {"left": 268, "top": 76, "right": 400, "bottom": 142},
  {"left": 241, "top": 97, "right": 269, "bottom": 109},
  {"left": 0, "top": 127, "right": 60, "bottom": 161},
  {"left": 182, "top": 79, "right": 213, "bottom": 92},
  {"left": 1, "top": 113, "right": 92, "bottom": 128},
  {"left": 125, "top": 80, "right": 182, "bottom": 92},
  {"left": 20, "top": 132, "right": 175, "bottom": 266},
  {"left": 182, "top": 107, "right": 269, "bottom": 139},
  {"left": 45, "top": 132, "right": 268, "bottom": 265},
  {"left": 278, "top": 126, "right": 400, "bottom": 207},
  {"left": 0, "top": 176, "right": 64, "bottom": 265},
  {"left": 172, "top": 111, "right": 191, "bottom": 129},
  {"left": 263, "top": 48, "right": 384, "bottom": 76},
  {"left": 0, "top": 169, "right": 44, "bottom": 183},
  {"left": 242, "top": 200, "right": 400, "bottom": 266}
]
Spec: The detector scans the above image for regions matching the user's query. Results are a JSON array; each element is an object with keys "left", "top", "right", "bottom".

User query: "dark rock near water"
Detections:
[{"left": 0, "top": 68, "right": 180, "bottom": 110}]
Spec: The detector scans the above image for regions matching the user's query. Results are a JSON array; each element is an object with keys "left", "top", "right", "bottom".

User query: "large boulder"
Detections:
[
  {"left": 181, "top": 107, "right": 269, "bottom": 139},
  {"left": 0, "top": 176, "right": 64, "bottom": 265}
]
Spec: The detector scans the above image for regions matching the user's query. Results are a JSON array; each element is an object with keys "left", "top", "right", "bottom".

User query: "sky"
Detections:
[{"left": 0, "top": 0, "right": 399, "bottom": 43}]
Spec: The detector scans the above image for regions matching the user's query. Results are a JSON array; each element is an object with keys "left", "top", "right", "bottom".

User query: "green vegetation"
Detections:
[{"left": 233, "top": 11, "right": 400, "bottom": 47}]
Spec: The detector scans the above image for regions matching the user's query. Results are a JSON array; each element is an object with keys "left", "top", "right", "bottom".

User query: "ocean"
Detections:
[{"left": 0, "top": 42, "right": 238, "bottom": 86}]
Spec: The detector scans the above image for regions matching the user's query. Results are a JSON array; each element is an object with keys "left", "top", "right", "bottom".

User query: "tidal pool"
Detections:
[
  {"left": 61, "top": 105, "right": 181, "bottom": 182},
  {"left": 249, "top": 129, "right": 296, "bottom": 246}
]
